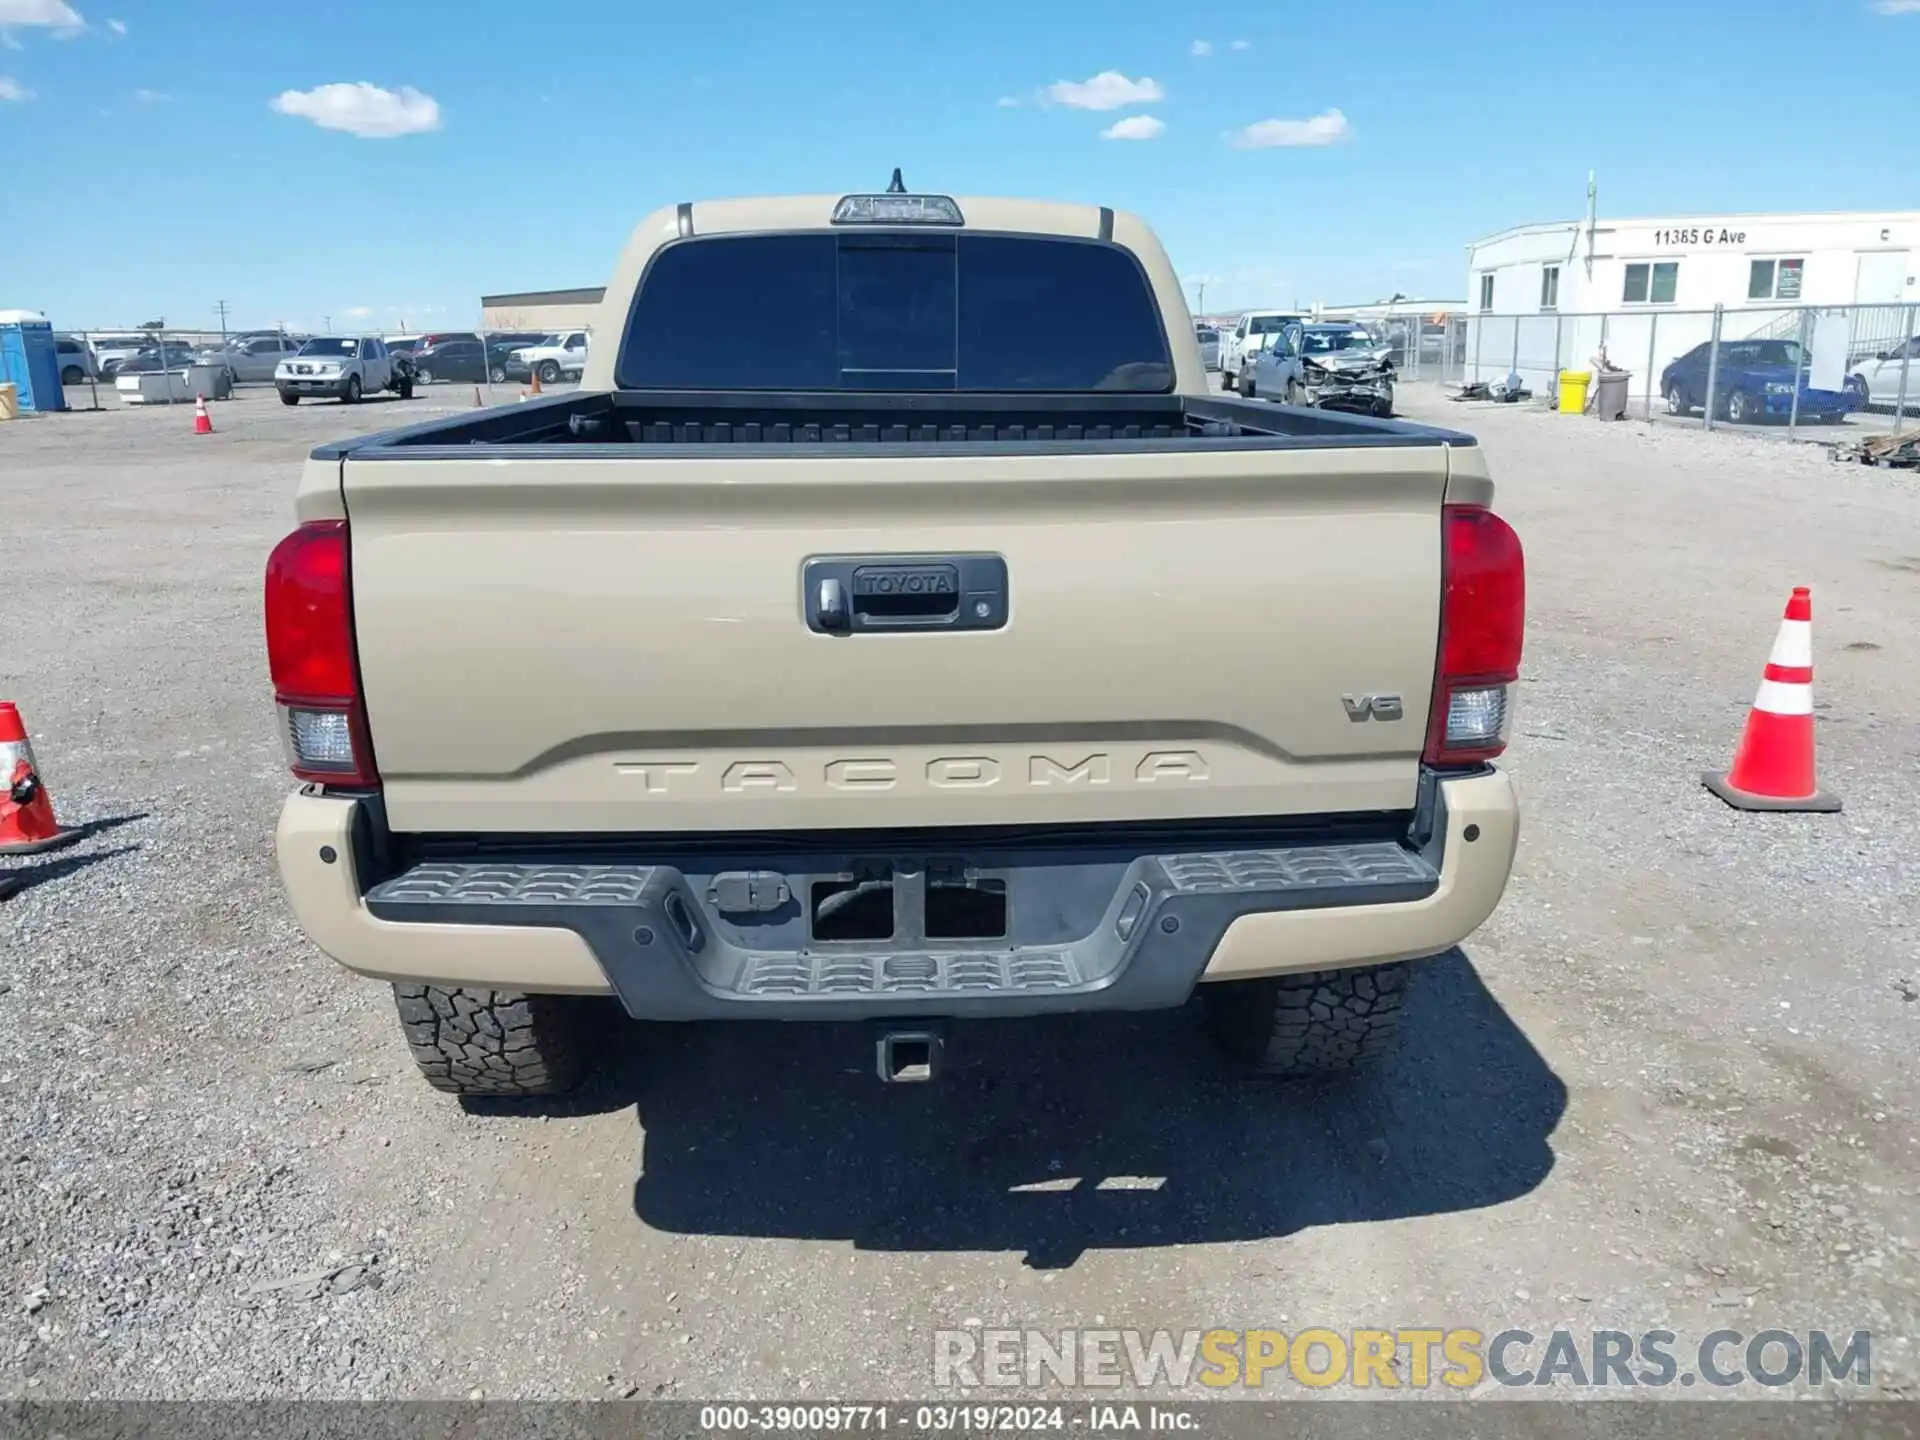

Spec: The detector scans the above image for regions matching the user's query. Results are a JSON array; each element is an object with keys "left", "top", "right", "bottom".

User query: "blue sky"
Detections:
[{"left": 1, "top": 0, "right": 1915, "bottom": 331}]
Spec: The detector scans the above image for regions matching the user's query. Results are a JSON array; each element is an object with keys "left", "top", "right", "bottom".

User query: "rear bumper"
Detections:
[{"left": 275, "top": 768, "right": 1518, "bottom": 1017}]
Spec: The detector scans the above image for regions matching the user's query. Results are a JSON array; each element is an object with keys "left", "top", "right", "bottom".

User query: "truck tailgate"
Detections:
[{"left": 339, "top": 445, "right": 1452, "bottom": 833}]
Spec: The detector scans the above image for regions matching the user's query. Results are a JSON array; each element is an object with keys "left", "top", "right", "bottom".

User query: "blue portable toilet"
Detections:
[{"left": 0, "top": 309, "right": 68, "bottom": 412}]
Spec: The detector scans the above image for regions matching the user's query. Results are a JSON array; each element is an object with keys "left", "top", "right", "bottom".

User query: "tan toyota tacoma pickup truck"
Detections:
[{"left": 267, "top": 176, "right": 1524, "bottom": 1096}]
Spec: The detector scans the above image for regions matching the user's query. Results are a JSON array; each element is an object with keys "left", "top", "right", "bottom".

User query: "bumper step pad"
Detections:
[{"left": 363, "top": 840, "right": 1439, "bottom": 1020}]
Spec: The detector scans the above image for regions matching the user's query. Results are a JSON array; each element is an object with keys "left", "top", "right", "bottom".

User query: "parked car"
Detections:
[
  {"left": 1661, "top": 340, "right": 1854, "bottom": 424},
  {"left": 1845, "top": 335, "right": 1920, "bottom": 414},
  {"left": 512, "top": 330, "right": 590, "bottom": 385},
  {"left": 53, "top": 334, "right": 98, "bottom": 384},
  {"left": 486, "top": 339, "right": 531, "bottom": 383},
  {"left": 1195, "top": 325, "right": 1220, "bottom": 371},
  {"left": 415, "top": 331, "right": 483, "bottom": 351},
  {"left": 197, "top": 333, "right": 306, "bottom": 384},
  {"left": 1240, "top": 322, "right": 1305, "bottom": 401},
  {"left": 275, "top": 335, "right": 411, "bottom": 405},
  {"left": 410, "top": 338, "right": 490, "bottom": 385},
  {"left": 1296, "top": 324, "right": 1395, "bottom": 417},
  {"left": 1219, "top": 310, "right": 1308, "bottom": 393},
  {"left": 92, "top": 335, "right": 153, "bottom": 377},
  {"left": 113, "top": 342, "right": 202, "bottom": 375}
]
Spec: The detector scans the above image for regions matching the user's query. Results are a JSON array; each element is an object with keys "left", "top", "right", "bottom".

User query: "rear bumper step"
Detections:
[{"left": 362, "top": 839, "right": 1439, "bottom": 1021}]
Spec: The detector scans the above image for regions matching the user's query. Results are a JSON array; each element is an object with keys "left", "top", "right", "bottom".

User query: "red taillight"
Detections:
[
  {"left": 1424, "top": 504, "right": 1526, "bottom": 766},
  {"left": 264, "top": 520, "right": 378, "bottom": 787}
]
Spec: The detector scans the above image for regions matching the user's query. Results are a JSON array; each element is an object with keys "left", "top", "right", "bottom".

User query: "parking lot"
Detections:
[{"left": 1, "top": 381, "right": 1916, "bottom": 1401}]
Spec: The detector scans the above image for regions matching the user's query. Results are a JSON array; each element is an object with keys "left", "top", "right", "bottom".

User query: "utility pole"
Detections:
[
  {"left": 322, "top": 314, "right": 332, "bottom": 334},
  {"left": 1196, "top": 282, "right": 1206, "bottom": 316},
  {"left": 214, "top": 299, "right": 231, "bottom": 350}
]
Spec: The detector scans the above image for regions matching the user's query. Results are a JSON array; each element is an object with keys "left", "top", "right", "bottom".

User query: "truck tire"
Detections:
[
  {"left": 392, "top": 985, "right": 588, "bottom": 1097},
  {"left": 1238, "top": 372, "right": 1256, "bottom": 399},
  {"left": 344, "top": 374, "right": 362, "bottom": 404},
  {"left": 62, "top": 365, "right": 86, "bottom": 385},
  {"left": 279, "top": 391, "right": 300, "bottom": 406},
  {"left": 1203, "top": 963, "right": 1409, "bottom": 1078},
  {"left": 538, "top": 360, "right": 562, "bottom": 385}
]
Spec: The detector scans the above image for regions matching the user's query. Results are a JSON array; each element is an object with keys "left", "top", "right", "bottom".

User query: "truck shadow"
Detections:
[{"left": 602, "top": 948, "right": 1563, "bottom": 1267}]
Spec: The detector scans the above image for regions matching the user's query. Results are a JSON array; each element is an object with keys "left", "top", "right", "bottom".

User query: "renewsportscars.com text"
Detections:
[{"left": 933, "top": 1327, "right": 1872, "bottom": 1392}]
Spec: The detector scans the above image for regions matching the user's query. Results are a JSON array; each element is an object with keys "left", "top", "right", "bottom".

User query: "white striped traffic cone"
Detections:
[{"left": 1703, "top": 586, "right": 1840, "bottom": 812}]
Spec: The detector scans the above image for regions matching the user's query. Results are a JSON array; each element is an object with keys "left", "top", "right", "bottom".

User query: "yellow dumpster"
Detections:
[{"left": 1557, "top": 371, "right": 1591, "bottom": 414}]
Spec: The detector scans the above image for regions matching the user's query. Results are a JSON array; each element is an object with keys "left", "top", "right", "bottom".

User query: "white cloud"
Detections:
[
  {"left": 106, "top": 15, "right": 123, "bottom": 32},
  {"left": 132, "top": 87, "right": 173, "bottom": 102},
  {"left": 996, "top": 95, "right": 1020, "bottom": 107},
  {"left": 1101, "top": 114, "right": 1164, "bottom": 141},
  {"left": 0, "top": 73, "right": 31, "bottom": 100},
  {"left": 1041, "top": 70, "right": 1164, "bottom": 111},
  {"left": 1228, "top": 109, "right": 1350, "bottom": 148},
  {"left": 1229, "top": 38, "right": 1251, "bottom": 50},
  {"left": 270, "top": 81, "right": 441, "bottom": 138},
  {"left": 0, "top": 0, "right": 84, "bottom": 30},
  {"left": 1190, "top": 39, "right": 1213, "bottom": 56},
  {"left": 345, "top": 306, "right": 374, "bottom": 319},
  {"left": 1874, "top": 0, "right": 1920, "bottom": 10}
]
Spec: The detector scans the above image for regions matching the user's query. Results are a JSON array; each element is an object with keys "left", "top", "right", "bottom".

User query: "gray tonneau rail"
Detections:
[{"left": 313, "top": 389, "right": 1477, "bottom": 462}]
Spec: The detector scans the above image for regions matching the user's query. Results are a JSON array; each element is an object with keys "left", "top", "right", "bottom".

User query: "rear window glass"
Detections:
[{"left": 616, "top": 232, "right": 1173, "bottom": 392}]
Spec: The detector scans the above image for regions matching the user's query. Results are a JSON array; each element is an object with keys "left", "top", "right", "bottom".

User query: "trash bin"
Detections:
[
  {"left": 1557, "top": 371, "right": 1591, "bottom": 414},
  {"left": 0, "top": 382, "right": 17, "bottom": 421},
  {"left": 1592, "top": 369, "right": 1631, "bottom": 421}
]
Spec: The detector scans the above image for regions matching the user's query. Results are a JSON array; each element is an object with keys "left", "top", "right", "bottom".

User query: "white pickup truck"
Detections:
[
  {"left": 511, "top": 331, "right": 591, "bottom": 386},
  {"left": 275, "top": 336, "right": 413, "bottom": 405}
]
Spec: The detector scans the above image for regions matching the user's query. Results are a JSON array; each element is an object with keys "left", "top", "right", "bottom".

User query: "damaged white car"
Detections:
[{"left": 1299, "top": 324, "right": 1395, "bottom": 417}]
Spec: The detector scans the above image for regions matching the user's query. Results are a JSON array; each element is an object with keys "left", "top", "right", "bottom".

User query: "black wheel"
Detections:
[
  {"left": 1371, "top": 397, "right": 1394, "bottom": 418},
  {"left": 279, "top": 391, "right": 299, "bottom": 406},
  {"left": 490, "top": 366, "right": 506, "bottom": 384},
  {"left": 1238, "top": 373, "right": 1256, "bottom": 399},
  {"left": 538, "top": 360, "right": 562, "bottom": 385},
  {"left": 344, "top": 374, "right": 362, "bottom": 404},
  {"left": 1665, "top": 384, "right": 1689, "bottom": 417},
  {"left": 1204, "top": 963, "right": 1410, "bottom": 1078},
  {"left": 61, "top": 366, "right": 85, "bottom": 385},
  {"left": 414, "top": 367, "right": 433, "bottom": 386},
  {"left": 1725, "top": 388, "right": 1754, "bottom": 424},
  {"left": 392, "top": 985, "right": 589, "bottom": 1097}
]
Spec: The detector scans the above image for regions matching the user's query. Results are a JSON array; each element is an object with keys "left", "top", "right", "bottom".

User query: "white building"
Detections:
[{"left": 1460, "top": 209, "right": 1920, "bottom": 400}]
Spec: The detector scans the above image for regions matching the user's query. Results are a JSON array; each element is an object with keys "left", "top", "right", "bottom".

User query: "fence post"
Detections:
[
  {"left": 1702, "top": 305, "right": 1724, "bottom": 431},
  {"left": 1509, "top": 316, "right": 1521, "bottom": 388},
  {"left": 1644, "top": 313, "right": 1658, "bottom": 421},
  {"left": 1894, "top": 303, "right": 1915, "bottom": 438},
  {"left": 1473, "top": 314, "right": 1483, "bottom": 384},
  {"left": 1551, "top": 314, "right": 1564, "bottom": 401},
  {"left": 1787, "top": 309, "right": 1811, "bottom": 439}
]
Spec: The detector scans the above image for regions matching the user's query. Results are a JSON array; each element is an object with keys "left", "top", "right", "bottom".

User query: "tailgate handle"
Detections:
[{"left": 804, "top": 555, "right": 1008, "bottom": 635}]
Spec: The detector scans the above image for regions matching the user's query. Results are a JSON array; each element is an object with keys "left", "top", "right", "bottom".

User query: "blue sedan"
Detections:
[{"left": 1661, "top": 340, "right": 1855, "bottom": 424}]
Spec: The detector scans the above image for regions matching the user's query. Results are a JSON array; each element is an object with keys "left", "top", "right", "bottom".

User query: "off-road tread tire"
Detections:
[
  {"left": 1205, "top": 963, "right": 1409, "bottom": 1078},
  {"left": 392, "top": 985, "right": 587, "bottom": 1097}
]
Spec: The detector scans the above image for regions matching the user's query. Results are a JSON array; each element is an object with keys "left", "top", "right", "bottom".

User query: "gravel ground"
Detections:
[{"left": 1, "top": 382, "right": 1915, "bottom": 1402}]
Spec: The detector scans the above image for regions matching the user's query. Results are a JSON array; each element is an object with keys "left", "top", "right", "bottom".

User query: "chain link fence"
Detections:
[{"left": 1441, "top": 302, "right": 1918, "bottom": 439}]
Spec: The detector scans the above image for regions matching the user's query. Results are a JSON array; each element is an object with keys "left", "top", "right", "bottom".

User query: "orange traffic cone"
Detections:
[
  {"left": 193, "top": 394, "right": 213, "bottom": 435},
  {"left": 1703, "top": 587, "right": 1841, "bottom": 812},
  {"left": 0, "top": 702, "right": 78, "bottom": 856},
  {"left": 528, "top": 368, "right": 543, "bottom": 396}
]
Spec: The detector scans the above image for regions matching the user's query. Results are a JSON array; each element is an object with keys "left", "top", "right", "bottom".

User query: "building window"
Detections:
[
  {"left": 1748, "top": 257, "right": 1805, "bottom": 301},
  {"left": 1478, "top": 273, "right": 1495, "bottom": 312},
  {"left": 1623, "top": 261, "right": 1678, "bottom": 305},
  {"left": 1540, "top": 265, "right": 1560, "bottom": 311}
]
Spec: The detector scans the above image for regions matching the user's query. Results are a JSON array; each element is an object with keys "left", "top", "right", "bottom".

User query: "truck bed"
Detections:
[{"left": 316, "top": 389, "right": 1474, "bottom": 458}]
